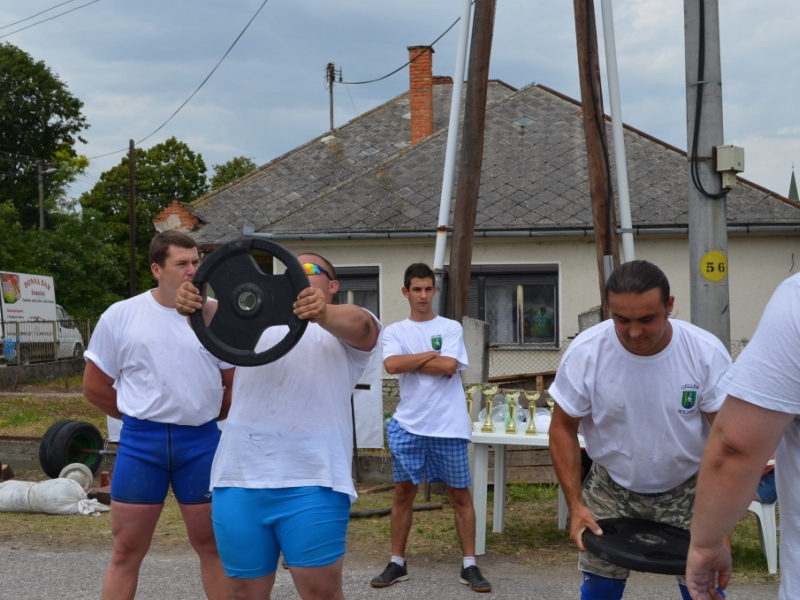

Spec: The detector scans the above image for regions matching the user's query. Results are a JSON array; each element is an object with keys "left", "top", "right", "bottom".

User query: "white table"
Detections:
[{"left": 471, "top": 423, "right": 581, "bottom": 555}]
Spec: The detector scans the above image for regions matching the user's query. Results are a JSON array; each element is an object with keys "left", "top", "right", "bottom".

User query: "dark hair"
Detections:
[
  {"left": 299, "top": 252, "right": 337, "bottom": 280},
  {"left": 605, "top": 260, "right": 670, "bottom": 306},
  {"left": 149, "top": 230, "right": 197, "bottom": 267},
  {"left": 404, "top": 263, "right": 435, "bottom": 289}
]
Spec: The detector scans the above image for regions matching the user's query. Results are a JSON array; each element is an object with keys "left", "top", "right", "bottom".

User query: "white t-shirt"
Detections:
[
  {"left": 383, "top": 315, "right": 471, "bottom": 440},
  {"left": 717, "top": 273, "right": 800, "bottom": 600},
  {"left": 84, "top": 291, "right": 232, "bottom": 426},
  {"left": 210, "top": 314, "right": 380, "bottom": 503},
  {"left": 549, "top": 318, "right": 731, "bottom": 493}
]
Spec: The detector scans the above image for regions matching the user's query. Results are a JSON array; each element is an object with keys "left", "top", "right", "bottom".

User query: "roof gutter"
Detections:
[{"left": 242, "top": 224, "right": 800, "bottom": 241}]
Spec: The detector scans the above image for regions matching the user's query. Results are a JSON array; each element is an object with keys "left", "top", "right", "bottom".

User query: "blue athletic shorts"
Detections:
[
  {"left": 111, "top": 415, "right": 219, "bottom": 505},
  {"left": 211, "top": 486, "right": 350, "bottom": 578},
  {"left": 387, "top": 418, "right": 472, "bottom": 488}
]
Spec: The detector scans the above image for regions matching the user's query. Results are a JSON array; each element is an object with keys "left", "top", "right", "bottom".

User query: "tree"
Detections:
[
  {"left": 210, "top": 156, "right": 257, "bottom": 190},
  {"left": 80, "top": 137, "right": 209, "bottom": 297},
  {"left": 0, "top": 43, "right": 88, "bottom": 229}
]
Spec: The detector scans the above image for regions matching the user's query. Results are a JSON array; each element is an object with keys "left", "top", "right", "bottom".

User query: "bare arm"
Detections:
[
  {"left": 294, "top": 288, "right": 379, "bottom": 352},
  {"left": 549, "top": 403, "right": 601, "bottom": 551},
  {"left": 384, "top": 353, "right": 458, "bottom": 376},
  {"left": 176, "top": 281, "right": 217, "bottom": 322},
  {"left": 686, "top": 396, "right": 792, "bottom": 599},
  {"left": 217, "top": 368, "right": 235, "bottom": 421},
  {"left": 83, "top": 359, "right": 122, "bottom": 419}
]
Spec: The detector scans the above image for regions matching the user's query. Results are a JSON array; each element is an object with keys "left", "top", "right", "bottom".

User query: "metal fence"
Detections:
[{"left": 0, "top": 337, "right": 750, "bottom": 440}]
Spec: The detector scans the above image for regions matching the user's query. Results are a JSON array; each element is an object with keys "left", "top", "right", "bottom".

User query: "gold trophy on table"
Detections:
[
  {"left": 523, "top": 391, "right": 541, "bottom": 435},
  {"left": 504, "top": 390, "right": 520, "bottom": 434},
  {"left": 480, "top": 384, "right": 499, "bottom": 433},
  {"left": 464, "top": 384, "right": 481, "bottom": 431}
]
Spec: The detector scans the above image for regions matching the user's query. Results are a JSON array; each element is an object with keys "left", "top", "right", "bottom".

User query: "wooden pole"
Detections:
[
  {"left": 573, "top": 0, "right": 620, "bottom": 318},
  {"left": 448, "top": 0, "right": 497, "bottom": 322},
  {"left": 128, "top": 140, "right": 136, "bottom": 298}
]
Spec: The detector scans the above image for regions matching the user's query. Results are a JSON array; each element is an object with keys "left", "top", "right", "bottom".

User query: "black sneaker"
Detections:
[
  {"left": 370, "top": 561, "right": 409, "bottom": 588},
  {"left": 460, "top": 565, "right": 492, "bottom": 593}
]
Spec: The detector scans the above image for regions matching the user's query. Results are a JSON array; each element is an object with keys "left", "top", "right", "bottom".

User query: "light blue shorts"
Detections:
[
  {"left": 387, "top": 418, "right": 472, "bottom": 488},
  {"left": 211, "top": 486, "right": 350, "bottom": 578},
  {"left": 111, "top": 415, "right": 218, "bottom": 505}
]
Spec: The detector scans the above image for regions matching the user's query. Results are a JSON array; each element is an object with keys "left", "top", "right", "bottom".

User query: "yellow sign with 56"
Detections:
[{"left": 701, "top": 251, "right": 728, "bottom": 282}]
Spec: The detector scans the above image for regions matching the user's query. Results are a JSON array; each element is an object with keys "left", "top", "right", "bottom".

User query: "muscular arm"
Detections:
[
  {"left": 549, "top": 403, "right": 601, "bottom": 551},
  {"left": 686, "top": 396, "right": 792, "bottom": 599},
  {"left": 217, "top": 368, "right": 235, "bottom": 421},
  {"left": 294, "top": 288, "right": 378, "bottom": 351},
  {"left": 83, "top": 359, "right": 122, "bottom": 419}
]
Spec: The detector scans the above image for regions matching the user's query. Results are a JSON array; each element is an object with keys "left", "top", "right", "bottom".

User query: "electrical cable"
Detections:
[
  {"left": 690, "top": 0, "right": 728, "bottom": 200},
  {"left": 0, "top": 0, "right": 80, "bottom": 31},
  {"left": 339, "top": 3, "right": 473, "bottom": 86},
  {"left": 88, "top": 0, "right": 270, "bottom": 161},
  {"left": 0, "top": 0, "right": 101, "bottom": 40}
]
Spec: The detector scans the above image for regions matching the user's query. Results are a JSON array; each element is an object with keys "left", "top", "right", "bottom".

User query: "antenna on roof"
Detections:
[{"left": 326, "top": 62, "right": 343, "bottom": 133}]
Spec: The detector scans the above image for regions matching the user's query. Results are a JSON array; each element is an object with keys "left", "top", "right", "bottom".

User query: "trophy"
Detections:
[
  {"left": 481, "top": 384, "right": 499, "bottom": 433},
  {"left": 464, "top": 384, "right": 481, "bottom": 431},
  {"left": 505, "top": 390, "right": 520, "bottom": 434},
  {"left": 546, "top": 396, "right": 555, "bottom": 416},
  {"left": 524, "top": 391, "right": 541, "bottom": 435}
]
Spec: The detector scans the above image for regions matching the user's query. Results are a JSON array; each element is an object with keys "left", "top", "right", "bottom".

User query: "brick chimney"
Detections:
[
  {"left": 153, "top": 200, "right": 199, "bottom": 233},
  {"left": 408, "top": 45, "right": 434, "bottom": 144}
]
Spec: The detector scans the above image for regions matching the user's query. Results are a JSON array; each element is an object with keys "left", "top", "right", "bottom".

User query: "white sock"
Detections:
[
  {"left": 391, "top": 556, "right": 405, "bottom": 567},
  {"left": 463, "top": 556, "right": 476, "bottom": 569}
]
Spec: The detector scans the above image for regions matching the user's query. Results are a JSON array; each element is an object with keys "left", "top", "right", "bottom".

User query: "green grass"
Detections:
[{"left": 0, "top": 384, "right": 106, "bottom": 438}]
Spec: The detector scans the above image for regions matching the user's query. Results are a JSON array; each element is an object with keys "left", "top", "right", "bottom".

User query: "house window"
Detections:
[
  {"left": 467, "top": 265, "right": 558, "bottom": 347},
  {"left": 333, "top": 266, "right": 379, "bottom": 316}
]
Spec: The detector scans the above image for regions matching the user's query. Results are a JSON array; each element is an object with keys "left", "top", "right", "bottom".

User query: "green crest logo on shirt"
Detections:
[
  {"left": 431, "top": 335, "right": 442, "bottom": 351},
  {"left": 681, "top": 390, "right": 697, "bottom": 409}
]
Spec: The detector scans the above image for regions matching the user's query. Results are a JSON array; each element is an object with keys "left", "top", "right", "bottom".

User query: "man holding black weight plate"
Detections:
[{"left": 177, "top": 251, "right": 380, "bottom": 600}]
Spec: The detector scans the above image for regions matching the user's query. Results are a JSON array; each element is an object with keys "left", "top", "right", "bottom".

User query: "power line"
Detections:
[
  {"left": 89, "top": 0, "right": 270, "bottom": 161},
  {"left": 0, "top": 0, "right": 80, "bottom": 31},
  {"left": 0, "top": 0, "right": 102, "bottom": 40},
  {"left": 339, "top": 5, "right": 471, "bottom": 86}
]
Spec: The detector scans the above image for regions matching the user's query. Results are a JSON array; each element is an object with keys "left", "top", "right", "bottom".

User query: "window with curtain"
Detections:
[{"left": 333, "top": 266, "right": 379, "bottom": 316}]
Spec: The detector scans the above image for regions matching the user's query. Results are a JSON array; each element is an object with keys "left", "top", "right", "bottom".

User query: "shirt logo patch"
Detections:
[
  {"left": 431, "top": 335, "right": 442, "bottom": 351},
  {"left": 681, "top": 390, "right": 697, "bottom": 409}
]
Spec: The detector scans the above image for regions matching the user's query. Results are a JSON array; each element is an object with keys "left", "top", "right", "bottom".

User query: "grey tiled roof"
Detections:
[{"left": 191, "top": 81, "right": 800, "bottom": 244}]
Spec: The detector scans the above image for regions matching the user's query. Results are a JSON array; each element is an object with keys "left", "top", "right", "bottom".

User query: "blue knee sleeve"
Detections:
[
  {"left": 679, "top": 583, "right": 725, "bottom": 599},
  {"left": 580, "top": 572, "right": 626, "bottom": 600}
]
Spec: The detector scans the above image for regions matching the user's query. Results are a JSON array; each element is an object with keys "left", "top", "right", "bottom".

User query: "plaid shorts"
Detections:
[{"left": 386, "top": 419, "right": 472, "bottom": 488}]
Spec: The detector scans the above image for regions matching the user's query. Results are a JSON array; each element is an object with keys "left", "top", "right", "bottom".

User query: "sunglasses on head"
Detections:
[{"left": 301, "top": 262, "right": 333, "bottom": 280}]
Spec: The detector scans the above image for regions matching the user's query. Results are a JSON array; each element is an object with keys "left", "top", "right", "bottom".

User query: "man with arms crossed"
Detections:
[
  {"left": 371, "top": 263, "right": 491, "bottom": 593},
  {"left": 686, "top": 272, "right": 800, "bottom": 600},
  {"left": 177, "top": 252, "right": 380, "bottom": 600},
  {"left": 84, "top": 230, "right": 234, "bottom": 600},
  {"left": 549, "top": 260, "right": 731, "bottom": 600}
]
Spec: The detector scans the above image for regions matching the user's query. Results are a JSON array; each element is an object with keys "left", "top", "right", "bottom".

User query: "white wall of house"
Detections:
[{"left": 272, "top": 232, "right": 800, "bottom": 345}]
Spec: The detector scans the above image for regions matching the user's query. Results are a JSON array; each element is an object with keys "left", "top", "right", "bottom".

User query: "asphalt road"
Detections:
[{"left": 0, "top": 547, "right": 780, "bottom": 599}]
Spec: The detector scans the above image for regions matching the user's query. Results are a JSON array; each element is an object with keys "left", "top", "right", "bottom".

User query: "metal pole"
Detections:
[
  {"left": 128, "top": 140, "right": 137, "bottom": 298},
  {"left": 37, "top": 160, "right": 45, "bottom": 230},
  {"left": 599, "top": 0, "right": 634, "bottom": 263},
  {"left": 684, "top": 0, "right": 730, "bottom": 350},
  {"left": 432, "top": 0, "right": 472, "bottom": 314}
]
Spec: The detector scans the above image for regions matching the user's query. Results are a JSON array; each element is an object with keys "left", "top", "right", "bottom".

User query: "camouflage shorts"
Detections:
[{"left": 578, "top": 462, "right": 697, "bottom": 581}]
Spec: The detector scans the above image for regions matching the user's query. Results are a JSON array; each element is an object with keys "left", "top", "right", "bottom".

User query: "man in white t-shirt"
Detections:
[
  {"left": 549, "top": 260, "right": 731, "bottom": 600},
  {"left": 371, "top": 263, "right": 491, "bottom": 593},
  {"left": 176, "top": 252, "right": 380, "bottom": 600},
  {"left": 83, "top": 230, "right": 235, "bottom": 600},
  {"left": 687, "top": 273, "right": 800, "bottom": 600}
]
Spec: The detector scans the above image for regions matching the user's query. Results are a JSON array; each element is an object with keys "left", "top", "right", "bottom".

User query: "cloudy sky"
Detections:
[{"left": 2, "top": 0, "right": 799, "bottom": 200}]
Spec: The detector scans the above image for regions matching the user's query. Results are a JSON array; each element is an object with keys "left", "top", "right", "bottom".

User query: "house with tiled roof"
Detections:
[{"left": 163, "top": 45, "right": 800, "bottom": 372}]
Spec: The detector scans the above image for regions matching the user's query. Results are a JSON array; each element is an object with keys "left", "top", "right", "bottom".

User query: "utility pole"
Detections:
[
  {"left": 447, "top": 0, "right": 497, "bottom": 322},
  {"left": 37, "top": 160, "right": 57, "bottom": 230},
  {"left": 684, "top": 0, "right": 730, "bottom": 350},
  {"left": 573, "top": 0, "right": 620, "bottom": 318},
  {"left": 128, "top": 140, "right": 136, "bottom": 298},
  {"left": 326, "top": 62, "right": 341, "bottom": 132}
]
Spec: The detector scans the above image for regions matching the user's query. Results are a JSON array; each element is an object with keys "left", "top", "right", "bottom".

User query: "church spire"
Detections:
[{"left": 790, "top": 164, "right": 799, "bottom": 202}]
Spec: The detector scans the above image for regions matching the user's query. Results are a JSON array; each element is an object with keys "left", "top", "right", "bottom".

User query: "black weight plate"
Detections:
[
  {"left": 583, "top": 517, "right": 690, "bottom": 575},
  {"left": 190, "top": 238, "right": 309, "bottom": 366}
]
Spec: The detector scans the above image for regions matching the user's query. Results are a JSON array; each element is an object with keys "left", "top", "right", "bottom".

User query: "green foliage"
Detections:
[
  {"left": 0, "top": 43, "right": 88, "bottom": 229},
  {"left": 210, "top": 156, "right": 257, "bottom": 190},
  {"left": 80, "top": 137, "right": 209, "bottom": 297}
]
